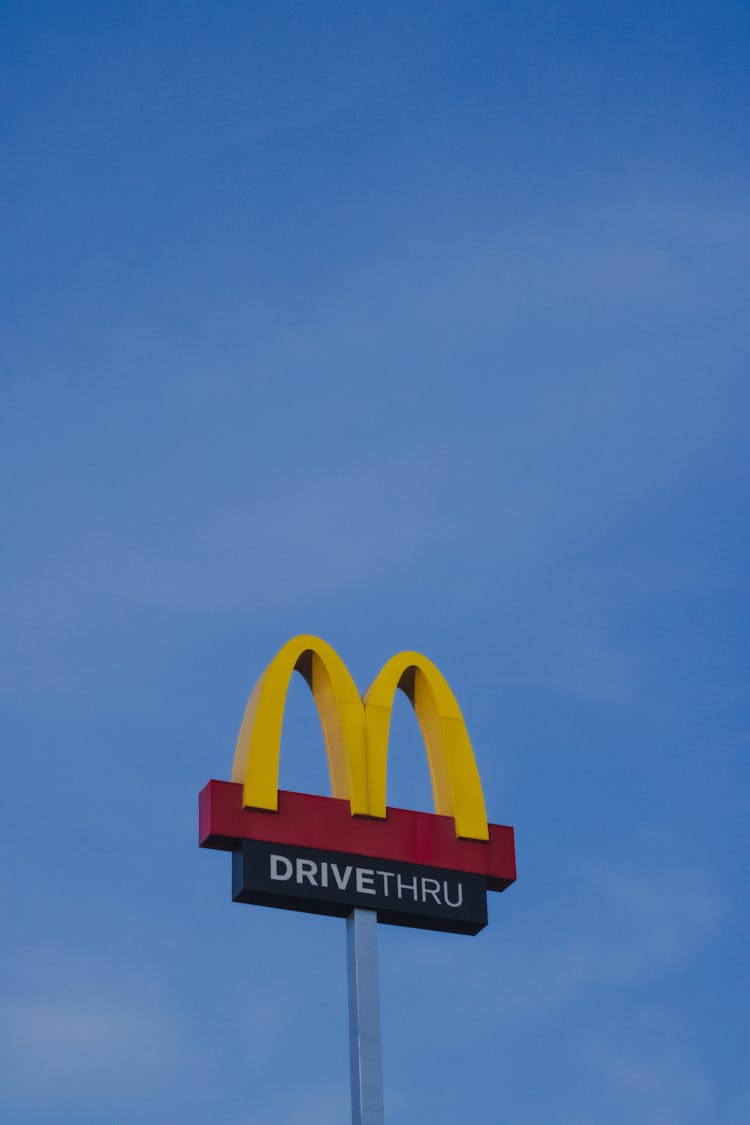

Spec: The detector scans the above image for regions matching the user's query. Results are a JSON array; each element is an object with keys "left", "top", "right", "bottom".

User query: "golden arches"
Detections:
[
  {"left": 231, "top": 635, "right": 489, "bottom": 840},
  {"left": 231, "top": 635, "right": 369, "bottom": 815},
  {"left": 363, "top": 652, "right": 488, "bottom": 840}
]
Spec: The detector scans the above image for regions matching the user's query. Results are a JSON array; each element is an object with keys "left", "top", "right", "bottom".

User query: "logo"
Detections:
[{"left": 199, "top": 636, "right": 515, "bottom": 934}]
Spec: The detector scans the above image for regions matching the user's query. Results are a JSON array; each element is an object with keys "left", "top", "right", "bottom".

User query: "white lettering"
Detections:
[
  {"left": 397, "top": 874, "right": 419, "bottom": 900},
  {"left": 320, "top": 861, "right": 329, "bottom": 888},
  {"left": 270, "top": 855, "right": 293, "bottom": 881},
  {"left": 356, "top": 868, "right": 376, "bottom": 894},
  {"left": 376, "top": 870, "right": 395, "bottom": 895},
  {"left": 331, "top": 863, "right": 353, "bottom": 891},
  {"left": 296, "top": 858, "right": 318, "bottom": 886},
  {"left": 443, "top": 881, "right": 463, "bottom": 908},
  {"left": 421, "top": 877, "right": 441, "bottom": 904}
]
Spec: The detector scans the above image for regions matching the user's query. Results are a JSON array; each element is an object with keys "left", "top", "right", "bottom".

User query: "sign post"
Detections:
[
  {"left": 347, "top": 909, "right": 384, "bottom": 1125},
  {"left": 199, "top": 635, "right": 516, "bottom": 1121}
]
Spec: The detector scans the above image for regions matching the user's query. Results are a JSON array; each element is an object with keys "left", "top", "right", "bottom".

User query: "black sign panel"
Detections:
[{"left": 232, "top": 840, "right": 488, "bottom": 935}]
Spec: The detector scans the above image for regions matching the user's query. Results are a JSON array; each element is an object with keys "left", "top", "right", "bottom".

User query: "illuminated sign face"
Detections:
[{"left": 199, "top": 635, "right": 515, "bottom": 935}]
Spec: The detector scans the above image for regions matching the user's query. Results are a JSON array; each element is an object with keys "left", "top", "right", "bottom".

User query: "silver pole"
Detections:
[{"left": 346, "top": 908, "right": 384, "bottom": 1124}]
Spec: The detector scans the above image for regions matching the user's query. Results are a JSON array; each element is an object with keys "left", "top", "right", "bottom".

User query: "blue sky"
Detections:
[{"left": 2, "top": 2, "right": 748, "bottom": 1121}]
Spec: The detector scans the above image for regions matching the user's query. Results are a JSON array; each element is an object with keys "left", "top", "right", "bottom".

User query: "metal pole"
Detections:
[{"left": 346, "top": 908, "right": 384, "bottom": 1124}]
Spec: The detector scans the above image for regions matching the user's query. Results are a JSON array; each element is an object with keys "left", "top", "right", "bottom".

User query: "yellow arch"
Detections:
[
  {"left": 363, "top": 652, "right": 489, "bottom": 840},
  {"left": 231, "top": 635, "right": 369, "bottom": 815},
  {"left": 231, "top": 636, "right": 489, "bottom": 840}
]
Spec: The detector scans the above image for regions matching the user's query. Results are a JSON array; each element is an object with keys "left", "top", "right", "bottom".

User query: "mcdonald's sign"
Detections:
[{"left": 199, "top": 636, "right": 516, "bottom": 935}]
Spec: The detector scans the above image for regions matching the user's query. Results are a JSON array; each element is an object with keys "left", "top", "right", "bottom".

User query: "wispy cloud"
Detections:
[
  {"left": 0, "top": 985, "right": 182, "bottom": 1096},
  {"left": 572, "top": 1011, "right": 715, "bottom": 1125},
  {"left": 392, "top": 859, "right": 726, "bottom": 1025}
]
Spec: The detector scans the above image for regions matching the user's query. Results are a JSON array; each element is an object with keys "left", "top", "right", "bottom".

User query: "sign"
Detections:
[
  {"left": 199, "top": 635, "right": 516, "bottom": 934},
  {"left": 233, "top": 840, "right": 488, "bottom": 935}
]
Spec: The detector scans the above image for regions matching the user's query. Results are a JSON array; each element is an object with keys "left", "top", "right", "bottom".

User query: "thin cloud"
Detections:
[
  {"left": 0, "top": 985, "right": 182, "bottom": 1096},
  {"left": 572, "top": 1013, "right": 715, "bottom": 1125},
  {"left": 391, "top": 860, "right": 726, "bottom": 1024}
]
